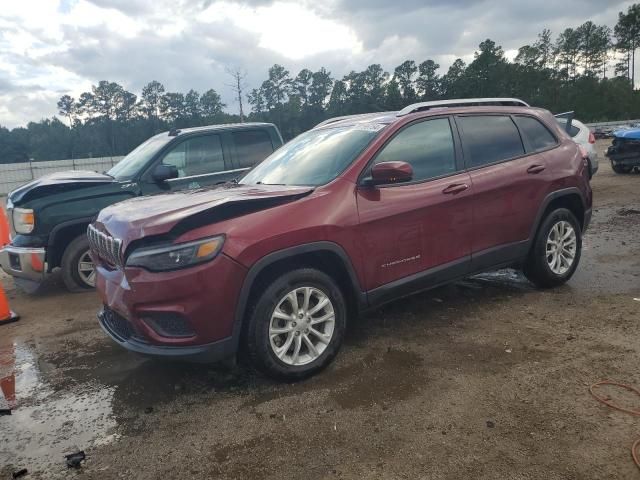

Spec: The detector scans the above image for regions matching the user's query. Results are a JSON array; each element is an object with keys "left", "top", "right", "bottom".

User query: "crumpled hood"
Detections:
[
  {"left": 10, "top": 170, "right": 115, "bottom": 204},
  {"left": 96, "top": 184, "right": 314, "bottom": 247}
]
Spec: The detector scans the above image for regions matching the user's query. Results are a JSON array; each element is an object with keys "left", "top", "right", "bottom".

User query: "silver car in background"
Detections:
[{"left": 556, "top": 116, "right": 598, "bottom": 176}]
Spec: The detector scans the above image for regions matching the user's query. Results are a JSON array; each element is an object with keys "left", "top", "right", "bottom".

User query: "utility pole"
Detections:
[{"left": 226, "top": 67, "right": 247, "bottom": 122}]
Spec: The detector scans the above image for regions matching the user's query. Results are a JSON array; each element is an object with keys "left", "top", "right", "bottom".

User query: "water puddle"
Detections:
[{"left": 0, "top": 342, "right": 118, "bottom": 474}]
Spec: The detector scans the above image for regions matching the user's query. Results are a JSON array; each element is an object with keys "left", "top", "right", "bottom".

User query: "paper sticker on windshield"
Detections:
[{"left": 352, "top": 123, "right": 386, "bottom": 132}]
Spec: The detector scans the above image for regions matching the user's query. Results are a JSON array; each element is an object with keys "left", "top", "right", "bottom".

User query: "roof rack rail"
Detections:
[
  {"left": 314, "top": 112, "right": 387, "bottom": 129},
  {"left": 397, "top": 98, "right": 530, "bottom": 117}
]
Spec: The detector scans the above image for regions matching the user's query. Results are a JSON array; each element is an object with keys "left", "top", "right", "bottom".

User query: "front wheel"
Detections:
[
  {"left": 523, "top": 208, "right": 582, "bottom": 288},
  {"left": 611, "top": 162, "right": 633, "bottom": 174},
  {"left": 61, "top": 235, "right": 96, "bottom": 292},
  {"left": 245, "top": 268, "right": 346, "bottom": 381}
]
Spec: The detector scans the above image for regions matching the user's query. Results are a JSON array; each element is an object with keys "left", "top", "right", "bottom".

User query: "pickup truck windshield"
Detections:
[
  {"left": 108, "top": 134, "right": 173, "bottom": 181},
  {"left": 240, "top": 125, "right": 382, "bottom": 186}
]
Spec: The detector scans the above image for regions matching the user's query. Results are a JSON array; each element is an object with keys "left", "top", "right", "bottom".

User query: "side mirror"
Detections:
[
  {"left": 368, "top": 161, "right": 413, "bottom": 186},
  {"left": 152, "top": 164, "right": 179, "bottom": 182}
]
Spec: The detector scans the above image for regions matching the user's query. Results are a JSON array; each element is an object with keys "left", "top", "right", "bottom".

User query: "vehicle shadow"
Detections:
[{"left": 345, "top": 269, "right": 537, "bottom": 347}]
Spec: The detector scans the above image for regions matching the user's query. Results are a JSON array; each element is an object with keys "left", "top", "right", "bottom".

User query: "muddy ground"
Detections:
[{"left": 1, "top": 141, "right": 639, "bottom": 479}]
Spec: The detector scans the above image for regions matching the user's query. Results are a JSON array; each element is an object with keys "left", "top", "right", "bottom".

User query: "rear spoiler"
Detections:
[{"left": 554, "top": 111, "right": 575, "bottom": 134}]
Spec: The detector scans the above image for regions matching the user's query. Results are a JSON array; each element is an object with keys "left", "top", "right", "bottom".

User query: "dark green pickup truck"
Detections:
[{"left": 0, "top": 122, "right": 283, "bottom": 292}]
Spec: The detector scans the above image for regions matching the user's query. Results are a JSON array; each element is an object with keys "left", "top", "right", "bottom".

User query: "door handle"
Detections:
[
  {"left": 442, "top": 183, "right": 469, "bottom": 194},
  {"left": 527, "top": 165, "right": 546, "bottom": 174}
]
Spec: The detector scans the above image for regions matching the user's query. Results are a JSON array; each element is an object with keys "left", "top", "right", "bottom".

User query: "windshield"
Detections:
[
  {"left": 240, "top": 125, "right": 383, "bottom": 186},
  {"left": 108, "top": 133, "right": 173, "bottom": 181}
]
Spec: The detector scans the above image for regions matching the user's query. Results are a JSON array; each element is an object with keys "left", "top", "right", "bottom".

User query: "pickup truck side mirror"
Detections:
[
  {"left": 152, "top": 164, "right": 179, "bottom": 182},
  {"left": 367, "top": 161, "right": 413, "bottom": 186}
]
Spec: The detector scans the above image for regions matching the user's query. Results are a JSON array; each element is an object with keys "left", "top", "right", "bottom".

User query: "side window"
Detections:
[
  {"left": 569, "top": 125, "right": 580, "bottom": 137},
  {"left": 458, "top": 115, "right": 525, "bottom": 168},
  {"left": 514, "top": 116, "right": 557, "bottom": 153},
  {"left": 161, "top": 135, "right": 224, "bottom": 177},
  {"left": 373, "top": 118, "right": 456, "bottom": 182},
  {"left": 232, "top": 130, "right": 274, "bottom": 168}
]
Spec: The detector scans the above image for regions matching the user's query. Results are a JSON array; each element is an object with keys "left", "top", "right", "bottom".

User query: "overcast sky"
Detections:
[{"left": 0, "top": 0, "right": 634, "bottom": 128}]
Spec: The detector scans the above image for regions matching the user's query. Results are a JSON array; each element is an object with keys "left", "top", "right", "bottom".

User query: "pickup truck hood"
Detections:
[
  {"left": 10, "top": 170, "right": 115, "bottom": 204},
  {"left": 96, "top": 184, "right": 314, "bottom": 247}
]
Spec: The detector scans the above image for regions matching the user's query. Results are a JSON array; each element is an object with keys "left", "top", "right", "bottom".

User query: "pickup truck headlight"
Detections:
[
  {"left": 126, "top": 236, "right": 224, "bottom": 272},
  {"left": 13, "top": 208, "right": 35, "bottom": 234}
]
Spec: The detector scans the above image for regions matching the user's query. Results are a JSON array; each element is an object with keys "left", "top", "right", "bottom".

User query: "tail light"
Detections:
[
  {"left": 578, "top": 145, "right": 591, "bottom": 179},
  {"left": 588, "top": 132, "right": 596, "bottom": 144}
]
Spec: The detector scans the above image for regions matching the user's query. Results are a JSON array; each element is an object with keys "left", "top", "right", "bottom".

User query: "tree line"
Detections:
[{"left": 1, "top": 4, "right": 639, "bottom": 163}]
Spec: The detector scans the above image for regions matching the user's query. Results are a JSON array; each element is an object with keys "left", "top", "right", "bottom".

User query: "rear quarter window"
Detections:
[
  {"left": 232, "top": 130, "right": 274, "bottom": 168},
  {"left": 457, "top": 115, "right": 525, "bottom": 168},
  {"left": 514, "top": 116, "right": 558, "bottom": 153}
]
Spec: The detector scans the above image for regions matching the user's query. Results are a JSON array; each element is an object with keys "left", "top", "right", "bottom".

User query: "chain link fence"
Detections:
[{"left": 0, "top": 156, "right": 124, "bottom": 196}]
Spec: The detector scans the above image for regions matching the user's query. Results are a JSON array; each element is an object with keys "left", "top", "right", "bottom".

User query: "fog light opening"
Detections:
[{"left": 142, "top": 313, "right": 195, "bottom": 338}]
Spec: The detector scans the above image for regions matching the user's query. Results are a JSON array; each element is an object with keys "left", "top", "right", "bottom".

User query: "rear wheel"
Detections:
[
  {"left": 523, "top": 208, "right": 582, "bottom": 288},
  {"left": 61, "top": 235, "right": 96, "bottom": 292},
  {"left": 611, "top": 161, "right": 633, "bottom": 174},
  {"left": 245, "top": 268, "right": 346, "bottom": 381}
]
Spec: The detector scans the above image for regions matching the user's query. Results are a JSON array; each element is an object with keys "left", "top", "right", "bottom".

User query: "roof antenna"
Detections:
[{"left": 168, "top": 128, "right": 181, "bottom": 137}]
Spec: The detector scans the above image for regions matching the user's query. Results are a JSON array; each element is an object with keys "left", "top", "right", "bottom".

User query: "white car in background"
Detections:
[{"left": 556, "top": 115, "right": 599, "bottom": 177}]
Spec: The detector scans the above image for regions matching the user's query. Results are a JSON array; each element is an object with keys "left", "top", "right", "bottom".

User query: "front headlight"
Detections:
[
  {"left": 126, "top": 236, "right": 225, "bottom": 272},
  {"left": 13, "top": 208, "right": 35, "bottom": 234}
]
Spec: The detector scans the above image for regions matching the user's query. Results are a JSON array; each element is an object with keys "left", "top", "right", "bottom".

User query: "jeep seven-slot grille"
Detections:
[{"left": 87, "top": 224, "right": 123, "bottom": 267}]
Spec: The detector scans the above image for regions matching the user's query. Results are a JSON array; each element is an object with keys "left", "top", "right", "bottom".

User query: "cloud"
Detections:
[{"left": 0, "top": 0, "right": 635, "bottom": 128}]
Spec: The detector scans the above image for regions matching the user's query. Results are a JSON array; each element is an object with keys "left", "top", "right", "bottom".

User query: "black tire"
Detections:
[
  {"left": 611, "top": 161, "right": 633, "bottom": 174},
  {"left": 523, "top": 208, "right": 582, "bottom": 289},
  {"left": 61, "top": 235, "right": 95, "bottom": 292},
  {"left": 245, "top": 268, "right": 347, "bottom": 381}
]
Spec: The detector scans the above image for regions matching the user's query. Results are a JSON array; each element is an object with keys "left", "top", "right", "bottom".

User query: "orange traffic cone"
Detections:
[
  {"left": 0, "top": 207, "right": 9, "bottom": 247},
  {"left": 0, "top": 283, "right": 18, "bottom": 326},
  {"left": 0, "top": 374, "right": 15, "bottom": 409},
  {"left": 0, "top": 343, "right": 15, "bottom": 409}
]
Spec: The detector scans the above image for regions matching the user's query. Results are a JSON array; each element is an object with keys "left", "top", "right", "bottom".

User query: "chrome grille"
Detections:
[{"left": 87, "top": 224, "right": 123, "bottom": 267}]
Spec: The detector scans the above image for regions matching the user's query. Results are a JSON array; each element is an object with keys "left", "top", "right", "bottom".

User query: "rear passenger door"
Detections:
[
  {"left": 456, "top": 114, "right": 557, "bottom": 270},
  {"left": 230, "top": 129, "right": 275, "bottom": 175}
]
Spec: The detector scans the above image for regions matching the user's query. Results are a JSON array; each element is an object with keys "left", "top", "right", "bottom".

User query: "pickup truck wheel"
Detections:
[
  {"left": 61, "top": 235, "right": 95, "bottom": 292},
  {"left": 611, "top": 162, "right": 633, "bottom": 174},
  {"left": 523, "top": 208, "right": 582, "bottom": 288},
  {"left": 246, "top": 268, "right": 346, "bottom": 381}
]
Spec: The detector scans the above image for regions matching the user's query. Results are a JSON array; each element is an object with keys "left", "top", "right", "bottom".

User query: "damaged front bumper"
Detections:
[
  {"left": 94, "top": 253, "right": 246, "bottom": 362},
  {"left": 0, "top": 245, "right": 47, "bottom": 284},
  {"left": 98, "top": 307, "right": 236, "bottom": 362}
]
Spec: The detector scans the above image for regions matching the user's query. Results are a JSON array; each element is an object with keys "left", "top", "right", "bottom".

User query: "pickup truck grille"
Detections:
[
  {"left": 5, "top": 207, "right": 15, "bottom": 238},
  {"left": 87, "top": 224, "right": 123, "bottom": 267}
]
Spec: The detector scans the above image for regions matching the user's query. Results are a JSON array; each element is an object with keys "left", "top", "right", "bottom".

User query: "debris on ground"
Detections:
[
  {"left": 486, "top": 420, "right": 495, "bottom": 428},
  {"left": 0, "top": 408, "right": 11, "bottom": 416},
  {"left": 65, "top": 451, "right": 86, "bottom": 468},
  {"left": 618, "top": 208, "right": 640, "bottom": 216},
  {"left": 12, "top": 468, "right": 28, "bottom": 479}
]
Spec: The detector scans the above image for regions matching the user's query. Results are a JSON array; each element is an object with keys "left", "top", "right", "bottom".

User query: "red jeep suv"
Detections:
[{"left": 90, "top": 99, "right": 592, "bottom": 380}]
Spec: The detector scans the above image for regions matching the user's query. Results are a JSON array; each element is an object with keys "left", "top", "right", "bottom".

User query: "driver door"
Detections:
[
  {"left": 355, "top": 117, "right": 474, "bottom": 299},
  {"left": 141, "top": 133, "right": 235, "bottom": 193}
]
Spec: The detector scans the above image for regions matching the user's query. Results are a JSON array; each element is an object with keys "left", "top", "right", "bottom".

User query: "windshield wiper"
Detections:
[{"left": 102, "top": 171, "right": 114, "bottom": 179}]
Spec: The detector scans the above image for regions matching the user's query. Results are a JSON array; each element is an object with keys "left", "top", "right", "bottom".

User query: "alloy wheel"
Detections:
[
  {"left": 77, "top": 250, "right": 96, "bottom": 287},
  {"left": 269, "top": 286, "right": 335, "bottom": 366},
  {"left": 546, "top": 220, "right": 577, "bottom": 275}
]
